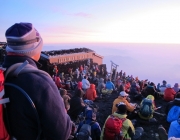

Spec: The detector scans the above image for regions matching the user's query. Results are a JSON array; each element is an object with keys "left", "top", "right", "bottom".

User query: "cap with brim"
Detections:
[{"left": 119, "top": 91, "right": 129, "bottom": 97}]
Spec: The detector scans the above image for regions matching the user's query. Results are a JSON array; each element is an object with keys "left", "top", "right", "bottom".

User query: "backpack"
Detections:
[
  {"left": 167, "top": 106, "right": 180, "bottom": 123},
  {"left": 0, "top": 60, "right": 51, "bottom": 140},
  {"left": 76, "top": 121, "right": 95, "bottom": 140},
  {"left": 104, "top": 115, "right": 126, "bottom": 140},
  {"left": 139, "top": 98, "right": 153, "bottom": 117}
]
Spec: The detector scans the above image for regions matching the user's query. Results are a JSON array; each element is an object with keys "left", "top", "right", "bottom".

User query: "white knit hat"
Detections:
[{"left": 5, "top": 22, "right": 43, "bottom": 58}]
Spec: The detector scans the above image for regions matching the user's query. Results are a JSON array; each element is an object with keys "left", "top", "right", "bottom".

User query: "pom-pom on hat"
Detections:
[{"left": 5, "top": 22, "right": 43, "bottom": 58}]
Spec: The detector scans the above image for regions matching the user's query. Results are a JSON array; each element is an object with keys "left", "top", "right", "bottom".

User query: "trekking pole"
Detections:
[{"left": 154, "top": 111, "right": 166, "bottom": 116}]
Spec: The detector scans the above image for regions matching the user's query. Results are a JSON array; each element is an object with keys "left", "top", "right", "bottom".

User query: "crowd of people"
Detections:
[{"left": 1, "top": 22, "right": 180, "bottom": 140}]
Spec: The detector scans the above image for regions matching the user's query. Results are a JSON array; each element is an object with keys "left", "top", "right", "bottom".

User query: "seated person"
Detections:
[
  {"left": 77, "top": 107, "right": 101, "bottom": 140},
  {"left": 166, "top": 93, "right": 180, "bottom": 123},
  {"left": 85, "top": 84, "right": 97, "bottom": 101},
  {"left": 173, "top": 83, "right": 180, "bottom": 93},
  {"left": 68, "top": 89, "right": 86, "bottom": 121},
  {"left": 102, "top": 79, "right": 115, "bottom": 94},
  {"left": 112, "top": 91, "right": 135, "bottom": 114},
  {"left": 164, "top": 84, "right": 176, "bottom": 102},
  {"left": 166, "top": 92, "right": 180, "bottom": 114},
  {"left": 60, "top": 89, "right": 71, "bottom": 112},
  {"left": 101, "top": 102, "right": 143, "bottom": 140},
  {"left": 138, "top": 95, "right": 157, "bottom": 121},
  {"left": 168, "top": 118, "right": 180, "bottom": 139},
  {"left": 65, "top": 77, "right": 74, "bottom": 90}
]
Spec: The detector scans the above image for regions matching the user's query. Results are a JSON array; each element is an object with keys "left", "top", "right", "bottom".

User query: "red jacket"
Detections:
[
  {"left": 164, "top": 88, "right": 176, "bottom": 101},
  {"left": 85, "top": 84, "right": 97, "bottom": 101}
]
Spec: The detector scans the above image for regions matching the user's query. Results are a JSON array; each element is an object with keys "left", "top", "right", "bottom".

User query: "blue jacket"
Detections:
[
  {"left": 105, "top": 81, "right": 115, "bottom": 90},
  {"left": 3, "top": 55, "right": 72, "bottom": 140},
  {"left": 77, "top": 109, "right": 101, "bottom": 140},
  {"left": 168, "top": 120, "right": 180, "bottom": 138}
]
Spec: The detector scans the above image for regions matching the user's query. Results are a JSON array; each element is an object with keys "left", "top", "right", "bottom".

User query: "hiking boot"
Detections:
[{"left": 158, "top": 126, "right": 168, "bottom": 140}]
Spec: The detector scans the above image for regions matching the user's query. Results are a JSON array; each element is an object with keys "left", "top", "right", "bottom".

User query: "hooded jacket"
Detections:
[
  {"left": 105, "top": 81, "right": 115, "bottom": 90},
  {"left": 164, "top": 88, "right": 176, "bottom": 101},
  {"left": 3, "top": 55, "right": 71, "bottom": 140},
  {"left": 77, "top": 108, "right": 101, "bottom": 140},
  {"left": 168, "top": 120, "right": 180, "bottom": 138},
  {"left": 173, "top": 83, "right": 179, "bottom": 93},
  {"left": 85, "top": 84, "right": 97, "bottom": 101}
]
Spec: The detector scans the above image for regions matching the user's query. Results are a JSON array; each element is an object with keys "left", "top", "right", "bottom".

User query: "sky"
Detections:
[
  {"left": 0, "top": 0, "right": 180, "bottom": 44},
  {"left": 0, "top": 0, "right": 180, "bottom": 86}
]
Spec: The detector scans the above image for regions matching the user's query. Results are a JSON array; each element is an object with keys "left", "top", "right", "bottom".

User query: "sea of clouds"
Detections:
[{"left": 43, "top": 43, "right": 180, "bottom": 86}]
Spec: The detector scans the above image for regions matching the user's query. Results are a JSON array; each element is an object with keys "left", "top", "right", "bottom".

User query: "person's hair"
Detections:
[
  {"left": 74, "top": 89, "right": 84, "bottom": 98},
  {"left": 116, "top": 104, "right": 127, "bottom": 114},
  {"left": 175, "top": 92, "right": 180, "bottom": 98},
  {"left": 119, "top": 85, "right": 124, "bottom": 92},
  {"left": 60, "top": 89, "right": 67, "bottom": 96},
  {"left": 84, "top": 76, "right": 86, "bottom": 79}
]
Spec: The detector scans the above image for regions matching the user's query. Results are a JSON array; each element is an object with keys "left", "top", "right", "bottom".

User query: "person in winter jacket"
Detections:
[
  {"left": 82, "top": 76, "right": 90, "bottom": 91},
  {"left": 97, "top": 78, "right": 105, "bottom": 93},
  {"left": 165, "top": 93, "right": 180, "bottom": 114},
  {"left": 102, "top": 79, "right": 115, "bottom": 94},
  {"left": 168, "top": 118, "right": 180, "bottom": 139},
  {"left": 138, "top": 95, "right": 157, "bottom": 120},
  {"left": 3, "top": 23, "right": 72, "bottom": 140},
  {"left": 101, "top": 102, "right": 143, "bottom": 140},
  {"left": 112, "top": 91, "right": 135, "bottom": 114},
  {"left": 85, "top": 84, "right": 97, "bottom": 101},
  {"left": 77, "top": 107, "right": 101, "bottom": 140},
  {"left": 68, "top": 89, "right": 86, "bottom": 121},
  {"left": 173, "top": 83, "right": 180, "bottom": 93},
  {"left": 159, "top": 80, "right": 167, "bottom": 93},
  {"left": 164, "top": 84, "right": 176, "bottom": 102}
]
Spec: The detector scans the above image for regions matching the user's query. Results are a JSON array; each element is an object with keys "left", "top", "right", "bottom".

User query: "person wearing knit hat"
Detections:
[
  {"left": 3, "top": 23, "right": 72, "bottom": 140},
  {"left": 5, "top": 22, "right": 43, "bottom": 60}
]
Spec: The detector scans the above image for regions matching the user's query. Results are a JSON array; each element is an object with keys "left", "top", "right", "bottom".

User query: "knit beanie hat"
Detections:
[{"left": 5, "top": 22, "right": 43, "bottom": 58}]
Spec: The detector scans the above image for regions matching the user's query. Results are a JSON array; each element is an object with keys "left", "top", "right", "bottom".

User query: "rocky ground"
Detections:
[{"left": 94, "top": 91, "right": 169, "bottom": 140}]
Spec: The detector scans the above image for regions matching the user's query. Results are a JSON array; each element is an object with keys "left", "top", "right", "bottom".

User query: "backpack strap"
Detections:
[
  {"left": 4, "top": 83, "right": 41, "bottom": 140},
  {"left": 110, "top": 114, "right": 127, "bottom": 122},
  {"left": 5, "top": 60, "right": 51, "bottom": 79}
]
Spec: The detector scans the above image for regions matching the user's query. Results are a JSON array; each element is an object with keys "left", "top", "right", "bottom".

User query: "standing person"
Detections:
[{"left": 3, "top": 23, "right": 72, "bottom": 140}]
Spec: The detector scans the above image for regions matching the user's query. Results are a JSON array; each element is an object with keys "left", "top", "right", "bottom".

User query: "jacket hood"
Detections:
[
  {"left": 90, "top": 84, "right": 95, "bottom": 89},
  {"left": 99, "top": 78, "right": 104, "bottom": 83},
  {"left": 174, "top": 83, "right": 179, "bottom": 88},
  {"left": 77, "top": 82, "right": 82, "bottom": 89}
]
